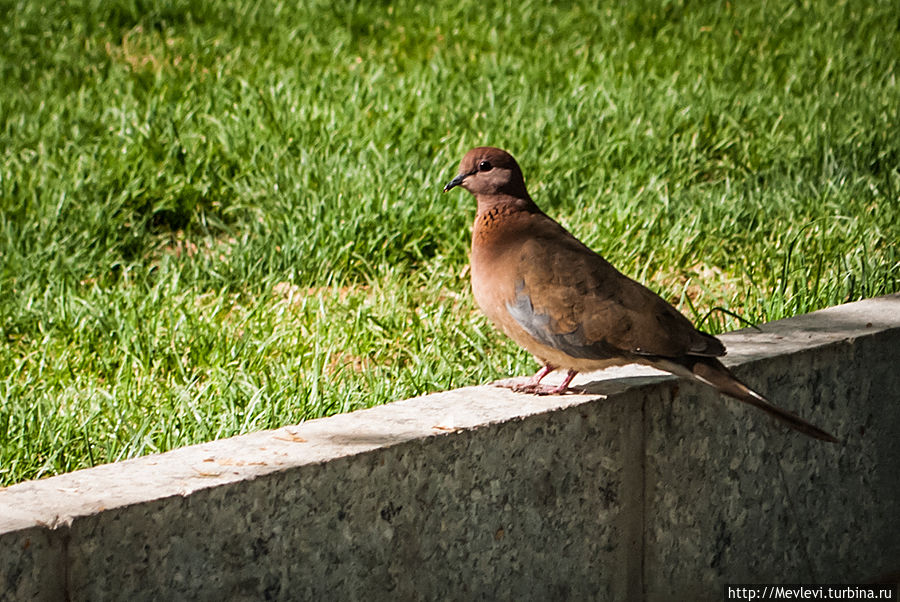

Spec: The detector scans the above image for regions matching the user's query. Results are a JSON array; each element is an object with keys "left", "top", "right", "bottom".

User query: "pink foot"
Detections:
[
  {"left": 496, "top": 368, "right": 581, "bottom": 395},
  {"left": 510, "top": 382, "right": 575, "bottom": 395}
]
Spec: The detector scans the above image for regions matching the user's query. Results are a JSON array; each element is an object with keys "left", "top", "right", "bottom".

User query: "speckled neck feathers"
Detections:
[{"left": 472, "top": 195, "right": 541, "bottom": 248}]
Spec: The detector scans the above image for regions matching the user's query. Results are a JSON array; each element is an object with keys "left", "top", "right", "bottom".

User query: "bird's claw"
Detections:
[{"left": 502, "top": 381, "right": 576, "bottom": 395}]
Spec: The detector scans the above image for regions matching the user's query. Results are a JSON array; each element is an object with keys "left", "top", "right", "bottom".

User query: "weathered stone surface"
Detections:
[
  {"left": 1, "top": 293, "right": 898, "bottom": 600},
  {"left": 0, "top": 525, "right": 65, "bottom": 602},
  {"left": 63, "top": 398, "right": 638, "bottom": 601}
]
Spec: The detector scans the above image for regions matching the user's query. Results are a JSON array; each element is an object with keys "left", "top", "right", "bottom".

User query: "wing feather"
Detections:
[{"left": 506, "top": 221, "right": 725, "bottom": 360}]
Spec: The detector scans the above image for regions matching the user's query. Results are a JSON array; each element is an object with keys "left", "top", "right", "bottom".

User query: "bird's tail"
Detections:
[{"left": 684, "top": 357, "right": 839, "bottom": 443}]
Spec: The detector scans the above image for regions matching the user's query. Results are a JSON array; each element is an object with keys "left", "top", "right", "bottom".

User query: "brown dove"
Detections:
[{"left": 443, "top": 146, "right": 837, "bottom": 442}]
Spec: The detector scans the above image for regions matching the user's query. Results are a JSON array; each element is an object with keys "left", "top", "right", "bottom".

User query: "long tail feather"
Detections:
[{"left": 688, "top": 358, "right": 839, "bottom": 443}]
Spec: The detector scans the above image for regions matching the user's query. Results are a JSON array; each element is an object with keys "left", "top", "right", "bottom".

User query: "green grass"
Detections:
[{"left": 1, "top": 0, "right": 898, "bottom": 485}]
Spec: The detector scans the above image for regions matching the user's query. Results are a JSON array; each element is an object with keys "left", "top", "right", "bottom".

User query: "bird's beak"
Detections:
[
  {"left": 444, "top": 173, "right": 472, "bottom": 192},
  {"left": 443, "top": 173, "right": 467, "bottom": 192}
]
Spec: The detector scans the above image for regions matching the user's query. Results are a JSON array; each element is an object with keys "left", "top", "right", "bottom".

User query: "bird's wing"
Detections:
[{"left": 504, "top": 217, "right": 725, "bottom": 361}]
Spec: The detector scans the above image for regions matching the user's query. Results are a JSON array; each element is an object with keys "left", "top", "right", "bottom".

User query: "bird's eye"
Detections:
[{"left": 478, "top": 160, "right": 492, "bottom": 172}]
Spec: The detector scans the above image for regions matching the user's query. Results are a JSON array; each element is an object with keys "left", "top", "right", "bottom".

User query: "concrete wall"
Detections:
[{"left": 2, "top": 294, "right": 899, "bottom": 601}]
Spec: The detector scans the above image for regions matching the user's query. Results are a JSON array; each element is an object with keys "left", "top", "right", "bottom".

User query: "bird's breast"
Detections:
[
  {"left": 469, "top": 243, "right": 515, "bottom": 327},
  {"left": 469, "top": 206, "right": 541, "bottom": 322}
]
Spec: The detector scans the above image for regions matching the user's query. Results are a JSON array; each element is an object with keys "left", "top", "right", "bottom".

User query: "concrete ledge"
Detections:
[{"left": 2, "top": 294, "right": 899, "bottom": 600}]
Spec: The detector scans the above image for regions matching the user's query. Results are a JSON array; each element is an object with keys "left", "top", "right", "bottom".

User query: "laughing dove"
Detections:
[{"left": 444, "top": 146, "right": 836, "bottom": 442}]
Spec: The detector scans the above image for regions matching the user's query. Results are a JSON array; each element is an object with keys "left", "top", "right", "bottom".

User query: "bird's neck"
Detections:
[
  {"left": 474, "top": 193, "right": 539, "bottom": 218},
  {"left": 471, "top": 195, "right": 543, "bottom": 256}
]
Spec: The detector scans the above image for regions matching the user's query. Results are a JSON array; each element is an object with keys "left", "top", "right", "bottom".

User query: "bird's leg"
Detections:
[
  {"left": 504, "top": 365, "right": 581, "bottom": 395},
  {"left": 547, "top": 369, "right": 579, "bottom": 395},
  {"left": 496, "top": 364, "right": 551, "bottom": 394},
  {"left": 527, "top": 364, "right": 555, "bottom": 386}
]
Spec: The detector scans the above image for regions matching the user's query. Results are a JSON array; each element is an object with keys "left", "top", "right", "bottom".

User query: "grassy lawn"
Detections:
[{"left": 1, "top": 0, "right": 898, "bottom": 486}]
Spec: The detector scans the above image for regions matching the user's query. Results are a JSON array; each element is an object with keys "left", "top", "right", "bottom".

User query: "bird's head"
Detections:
[{"left": 443, "top": 147, "right": 529, "bottom": 199}]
